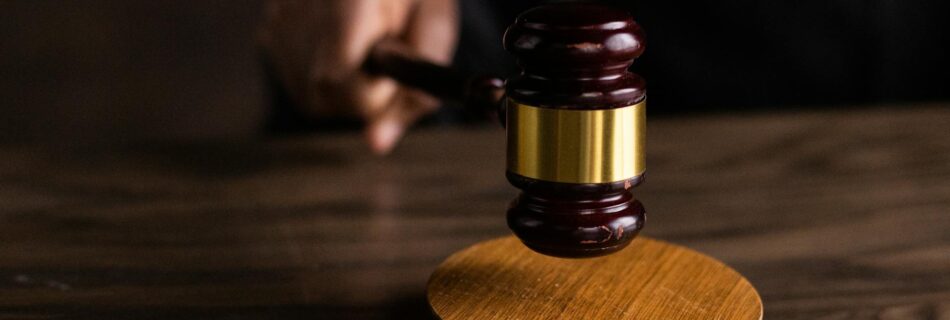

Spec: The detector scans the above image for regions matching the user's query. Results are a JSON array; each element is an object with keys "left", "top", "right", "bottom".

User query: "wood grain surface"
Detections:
[
  {"left": 428, "top": 236, "right": 762, "bottom": 320},
  {"left": 1, "top": 105, "right": 949, "bottom": 319}
]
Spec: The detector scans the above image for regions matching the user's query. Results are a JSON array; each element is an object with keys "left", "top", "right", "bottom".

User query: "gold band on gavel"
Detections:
[{"left": 506, "top": 99, "right": 646, "bottom": 184}]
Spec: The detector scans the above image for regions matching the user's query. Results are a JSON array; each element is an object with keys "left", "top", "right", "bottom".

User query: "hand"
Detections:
[{"left": 258, "top": 0, "right": 458, "bottom": 154}]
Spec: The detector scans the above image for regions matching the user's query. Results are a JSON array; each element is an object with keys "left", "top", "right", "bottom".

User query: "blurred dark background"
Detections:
[
  {"left": 2, "top": 0, "right": 949, "bottom": 144},
  {"left": 455, "top": 1, "right": 950, "bottom": 111}
]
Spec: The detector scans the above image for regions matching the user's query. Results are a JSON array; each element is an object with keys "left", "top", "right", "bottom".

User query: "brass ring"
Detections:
[{"left": 506, "top": 99, "right": 646, "bottom": 184}]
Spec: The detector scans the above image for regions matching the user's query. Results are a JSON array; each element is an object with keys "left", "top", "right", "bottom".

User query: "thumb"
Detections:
[{"left": 365, "top": 89, "right": 438, "bottom": 155}]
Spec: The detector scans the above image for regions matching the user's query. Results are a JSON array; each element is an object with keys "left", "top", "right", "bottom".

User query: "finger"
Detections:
[
  {"left": 365, "top": 88, "right": 439, "bottom": 155},
  {"left": 362, "top": 0, "right": 459, "bottom": 155}
]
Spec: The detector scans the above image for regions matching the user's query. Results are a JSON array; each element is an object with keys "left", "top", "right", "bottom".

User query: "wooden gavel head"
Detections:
[{"left": 502, "top": 3, "right": 647, "bottom": 258}]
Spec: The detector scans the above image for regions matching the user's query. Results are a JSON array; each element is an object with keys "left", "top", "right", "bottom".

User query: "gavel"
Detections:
[{"left": 365, "top": 3, "right": 646, "bottom": 258}]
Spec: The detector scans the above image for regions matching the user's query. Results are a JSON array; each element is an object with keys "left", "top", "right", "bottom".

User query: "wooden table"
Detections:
[{"left": 1, "top": 106, "right": 949, "bottom": 319}]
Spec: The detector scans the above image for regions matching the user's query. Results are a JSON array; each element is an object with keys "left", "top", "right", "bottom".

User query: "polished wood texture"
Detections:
[
  {"left": 1, "top": 106, "right": 949, "bottom": 319},
  {"left": 429, "top": 236, "right": 762, "bottom": 320}
]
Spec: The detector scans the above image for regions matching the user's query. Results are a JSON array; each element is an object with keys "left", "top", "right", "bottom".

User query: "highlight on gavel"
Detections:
[{"left": 365, "top": 3, "right": 646, "bottom": 258}]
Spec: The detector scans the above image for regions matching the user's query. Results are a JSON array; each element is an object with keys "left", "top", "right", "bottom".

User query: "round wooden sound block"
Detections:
[{"left": 428, "top": 236, "right": 762, "bottom": 320}]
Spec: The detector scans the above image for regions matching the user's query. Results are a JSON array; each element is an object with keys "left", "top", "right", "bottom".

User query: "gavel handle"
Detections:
[{"left": 364, "top": 38, "right": 505, "bottom": 119}]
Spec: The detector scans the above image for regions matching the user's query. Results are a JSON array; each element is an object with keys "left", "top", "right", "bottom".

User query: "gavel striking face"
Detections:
[{"left": 366, "top": 4, "right": 646, "bottom": 258}]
